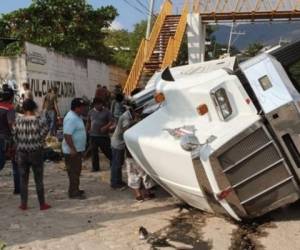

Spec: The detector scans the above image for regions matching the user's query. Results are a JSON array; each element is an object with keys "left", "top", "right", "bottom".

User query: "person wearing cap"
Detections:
[
  {"left": 0, "top": 85, "right": 20, "bottom": 195},
  {"left": 62, "top": 98, "right": 87, "bottom": 199},
  {"left": 110, "top": 102, "right": 139, "bottom": 189}
]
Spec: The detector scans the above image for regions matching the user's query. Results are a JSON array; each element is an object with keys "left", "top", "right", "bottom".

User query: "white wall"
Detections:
[
  {"left": 25, "top": 42, "right": 88, "bottom": 114},
  {"left": 87, "top": 59, "right": 109, "bottom": 95},
  {"left": 87, "top": 59, "right": 128, "bottom": 92},
  {"left": 0, "top": 42, "right": 127, "bottom": 115}
]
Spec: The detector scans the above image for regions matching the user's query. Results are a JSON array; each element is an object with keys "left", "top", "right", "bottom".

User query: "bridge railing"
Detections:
[
  {"left": 123, "top": 0, "right": 172, "bottom": 95},
  {"left": 161, "top": 0, "right": 189, "bottom": 69},
  {"left": 193, "top": 0, "right": 300, "bottom": 14}
]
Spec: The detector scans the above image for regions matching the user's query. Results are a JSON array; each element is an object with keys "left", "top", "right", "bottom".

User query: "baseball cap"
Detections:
[{"left": 71, "top": 98, "right": 86, "bottom": 110}]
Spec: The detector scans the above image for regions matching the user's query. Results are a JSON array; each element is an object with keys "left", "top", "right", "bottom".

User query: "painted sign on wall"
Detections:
[{"left": 0, "top": 42, "right": 127, "bottom": 115}]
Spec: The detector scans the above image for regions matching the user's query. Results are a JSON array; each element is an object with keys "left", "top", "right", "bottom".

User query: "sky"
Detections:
[{"left": 0, "top": 0, "right": 184, "bottom": 31}]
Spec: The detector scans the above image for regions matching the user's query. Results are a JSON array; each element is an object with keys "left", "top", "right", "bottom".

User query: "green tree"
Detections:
[
  {"left": 175, "top": 35, "right": 188, "bottom": 66},
  {"left": 105, "top": 20, "right": 147, "bottom": 70},
  {"left": 0, "top": 0, "right": 118, "bottom": 63},
  {"left": 104, "top": 29, "right": 131, "bottom": 69},
  {"left": 129, "top": 20, "right": 147, "bottom": 54},
  {"left": 244, "top": 42, "right": 264, "bottom": 57}
]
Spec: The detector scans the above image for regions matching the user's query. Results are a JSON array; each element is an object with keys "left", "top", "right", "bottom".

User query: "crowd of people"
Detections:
[{"left": 0, "top": 82, "right": 155, "bottom": 211}]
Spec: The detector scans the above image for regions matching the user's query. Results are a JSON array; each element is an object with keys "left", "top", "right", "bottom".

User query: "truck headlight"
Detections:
[{"left": 211, "top": 87, "right": 232, "bottom": 120}]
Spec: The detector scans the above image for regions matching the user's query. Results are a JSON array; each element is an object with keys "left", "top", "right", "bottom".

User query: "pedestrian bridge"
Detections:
[
  {"left": 193, "top": 0, "right": 300, "bottom": 22},
  {"left": 123, "top": 0, "right": 300, "bottom": 95}
]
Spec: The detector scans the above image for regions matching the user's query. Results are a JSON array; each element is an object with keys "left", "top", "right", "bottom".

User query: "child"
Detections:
[{"left": 125, "top": 147, "right": 155, "bottom": 202}]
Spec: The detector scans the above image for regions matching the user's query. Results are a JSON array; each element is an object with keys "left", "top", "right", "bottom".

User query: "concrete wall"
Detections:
[
  {"left": 87, "top": 60, "right": 127, "bottom": 92},
  {"left": 0, "top": 42, "right": 127, "bottom": 115},
  {"left": 108, "top": 65, "right": 128, "bottom": 90}
]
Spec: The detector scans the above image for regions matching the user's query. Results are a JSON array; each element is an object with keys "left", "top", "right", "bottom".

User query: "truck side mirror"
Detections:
[
  {"left": 206, "top": 135, "right": 217, "bottom": 144},
  {"left": 180, "top": 134, "right": 217, "bottom": 152},
  {"left": 180, "top": 134, "right": 200, "bottom": 152}
]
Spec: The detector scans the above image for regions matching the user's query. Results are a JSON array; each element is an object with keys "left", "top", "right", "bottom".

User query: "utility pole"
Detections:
[
  {"left": 279, "top": 36, "right": 290, "bottom": 46},
  {"left": 227, "top": 23, "right": 234, "bottom": 54},
  {"left": 146, "top": 0, "right": 155, "bottom": 39},
  {"left": 227, "top": 22, "right": 245, "bottom": 54}
]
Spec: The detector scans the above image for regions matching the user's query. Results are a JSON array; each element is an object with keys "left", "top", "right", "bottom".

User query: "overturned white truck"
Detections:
[{"left": 124, "top": 41, "right": 300, "bottom": 220}]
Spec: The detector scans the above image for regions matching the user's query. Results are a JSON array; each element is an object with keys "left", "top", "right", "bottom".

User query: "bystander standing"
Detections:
[
  {"left": 14, "top": 99, "right": 50, "bottom": 210},
  {"left": 62, "top": 98, "right": 87, "bottom": 199},
  {"left": 111, "top": 93, "right": 125, "bottom": 122},
  {"left": 86, "top": 98, "right": 113, "bottom": 172},
  {"left": 0, "top": 85, "right": 20, "bottom": 195},
  {"left": 110, "top": 103, "right": 139, "bottom": 189},
  {"left": 43, "top": 87, "right": 60, "bottom": 136}
]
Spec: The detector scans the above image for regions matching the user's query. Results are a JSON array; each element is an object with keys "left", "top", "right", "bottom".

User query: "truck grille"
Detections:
[{"left": 217, "top": 126, "right": 298, "bottom": 216}]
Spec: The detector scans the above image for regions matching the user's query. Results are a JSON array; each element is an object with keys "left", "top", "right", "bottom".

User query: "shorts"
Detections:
[{"left": 126, "top": 158, "right": 154, "bottom": 190}]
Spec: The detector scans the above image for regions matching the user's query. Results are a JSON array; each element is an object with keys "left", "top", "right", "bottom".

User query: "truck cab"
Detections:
[{"left": 124, "top": 40, "right": 300, "bottom": 220}]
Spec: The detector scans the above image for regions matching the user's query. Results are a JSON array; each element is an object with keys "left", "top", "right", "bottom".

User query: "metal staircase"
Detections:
[
  {"left": 123, "top": 0, "right": 189, "bottom": 95},
  {"left": 142, "top": 15, "right": 180, "bottom": 81}
]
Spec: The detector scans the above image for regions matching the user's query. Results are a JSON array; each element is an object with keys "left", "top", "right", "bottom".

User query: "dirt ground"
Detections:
[{"left": 1, "top": 156, "right": 300, "bottom": 250}]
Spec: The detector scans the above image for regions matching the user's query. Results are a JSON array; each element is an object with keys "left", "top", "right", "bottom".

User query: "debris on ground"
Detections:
[
  {"left": 147, "top": 209, "right": 213, "bottom": 250},
  {"left": 139, "top": 226, "right": 149, "bottom": 240},
  {"left": 45, "top": 136, "right": 61, "bottom": 151},
  {"left": 229, "top": 215, "right": 275, "bottom": 250},
  {"left": 0, "top": 240, "right": 6, "bottom": 250}
]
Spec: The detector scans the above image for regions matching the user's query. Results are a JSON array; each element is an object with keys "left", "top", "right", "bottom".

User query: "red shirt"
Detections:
[{"left": 0, "top": 102, "right": 15, "bottom": 137}]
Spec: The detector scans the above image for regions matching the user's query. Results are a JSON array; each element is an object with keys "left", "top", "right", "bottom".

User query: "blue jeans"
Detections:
[
  {"left": 0, "top": 138, "right": 20, "bottom": 193},
  {"left": 111, "top": 148, "right": 125, "bottom": 187},
  {"left": 45, "top": 110, "right": 56, "bottom": 136}
]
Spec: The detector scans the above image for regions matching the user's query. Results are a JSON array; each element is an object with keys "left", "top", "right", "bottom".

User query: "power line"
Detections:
[
  {"left": 135, "top": 0, "right": 157, "bottom": 19},
  {"left": 122, "top": 0, "right": 148, "bottom": 16},
  {"left": 227, "top": 23, "right": 245, "bottom": 54},
  {"left": 135, "top": 0, "right": 151, "bottom": 13},
  {"left": 122, "top": 0, "right": 155, "bottom": 18},
  {"left": 146, "top": 0, "right": 155, "bottom": 39}
]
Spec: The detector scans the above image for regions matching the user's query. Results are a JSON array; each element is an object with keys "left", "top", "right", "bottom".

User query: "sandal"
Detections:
[
  {"left": 144, "top": 193, "right": 155, "bottom": 200},
  {"left": 136, "top": 196, "right": 144, "bottom": 202}
]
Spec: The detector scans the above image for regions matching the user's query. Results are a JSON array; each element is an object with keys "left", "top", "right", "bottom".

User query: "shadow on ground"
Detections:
[
  {"left": 3, "top": 159, "right": 300, "bottom": 249},
  {"left": 0, "top": 161, "right": 177, "bottom": 247}
]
